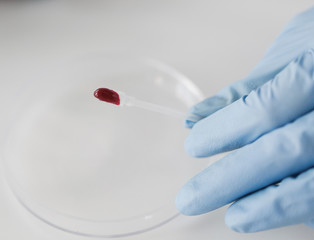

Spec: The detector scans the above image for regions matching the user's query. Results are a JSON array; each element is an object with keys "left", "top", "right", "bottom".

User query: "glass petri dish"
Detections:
[{"left": 2, "top": 53, "right": 207, "bottom": 237}]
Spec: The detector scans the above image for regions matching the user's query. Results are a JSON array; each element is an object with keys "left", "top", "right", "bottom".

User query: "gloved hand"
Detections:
[{"left": 176, "top": 7, "right": 314, "bottom": 233}]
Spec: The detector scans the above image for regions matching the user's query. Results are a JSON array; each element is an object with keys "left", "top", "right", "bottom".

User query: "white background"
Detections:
[{"left": 0, "top": 1, "right": 314, "bottom": 239}]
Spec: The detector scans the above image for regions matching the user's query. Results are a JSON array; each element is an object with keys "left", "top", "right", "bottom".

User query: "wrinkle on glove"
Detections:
[
  {"left": 185, "top": 6, "right": 314, "bottom": 128},
  {"left": 178, "top": 7, "right": 314, "bottom": 233},
  {"left": 177, "top": 109, "right": 314, "bottom": 216},
  {"left": 185, "top": 49, "right": 314, "bottom": 157},
  {"left": 225, "top": 168, "right": 314, "bottom": 233}
]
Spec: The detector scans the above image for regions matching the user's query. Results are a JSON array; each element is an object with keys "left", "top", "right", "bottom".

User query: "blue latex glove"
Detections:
[{"left": 176, "top": 7, "right": 314, "bottom": 233}]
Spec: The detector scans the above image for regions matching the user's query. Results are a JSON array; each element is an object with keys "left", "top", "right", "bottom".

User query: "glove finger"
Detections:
[
  {"left": 185, "top": 95, "right": 227, "bottom": 128},
  {"left": 176, "top": 109, "right": 314, "bottom": 215},
  {"left": 225, "top": 168, "right": 314, "bottom": 233},
  {"left": 186, "top": 49, "right": 314, "bottom": 158},
  {"left": 186, "top": 7, "right": 314, "bottom": 128}
]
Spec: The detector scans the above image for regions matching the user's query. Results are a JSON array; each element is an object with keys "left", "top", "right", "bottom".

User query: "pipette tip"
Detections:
[{"left": 94, "top": 88, "right": 120, "bottom": 105}]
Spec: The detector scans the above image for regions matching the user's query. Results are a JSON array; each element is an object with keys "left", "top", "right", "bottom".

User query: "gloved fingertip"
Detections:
[
  {"left": 184, "top": 135, "right": 200, "bottom": 158},
  {"left": 184, "top": 113, "right": 203, "bottom": 128},
  {"left": 185, "top": 119, "right": 196, "bottom": 128},
  {"left": 184, "top": 121, "right": 215, "bottom": 157},
  {"left": 175, "top": 182, "right": 199, "bottom": 216},
  {"left": 188, "top": 96, "right": 227, "bottom": 117}
]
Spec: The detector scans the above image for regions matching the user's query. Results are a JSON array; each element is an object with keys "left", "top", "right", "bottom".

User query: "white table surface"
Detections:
[{"left": 0, "top": 1, "right": 313, "bottom": 239}]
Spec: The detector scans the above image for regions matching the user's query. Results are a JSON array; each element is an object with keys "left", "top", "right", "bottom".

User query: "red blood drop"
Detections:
[{"left": 94, "top": 88, "right": 120, "bottom": 105}]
